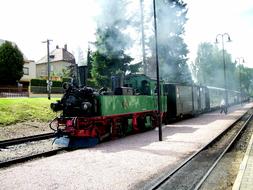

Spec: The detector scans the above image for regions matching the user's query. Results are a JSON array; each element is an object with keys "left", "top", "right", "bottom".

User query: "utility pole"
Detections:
[
  {"left": 42, "top": 39, "right": 53, "bottom": 100},
  {"left": 153, "top": 0, "right": 162, "bottom": 141},
  {"left": 140, "top": 0, "right": 147, "bottom": 75}
]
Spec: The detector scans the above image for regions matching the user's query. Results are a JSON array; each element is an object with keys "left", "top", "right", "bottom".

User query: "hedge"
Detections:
[
  {"left": 30, "top": 86, "right": 64, "bottom": 94},
  {"left": 62, "top": 77, "right": 72, "bottom": 83},
  {"left": 30, "top": 79, "right": 47, "bottom": 86},
  {"left": 30, "top": 79, "right": 63, "bottom": 87}
]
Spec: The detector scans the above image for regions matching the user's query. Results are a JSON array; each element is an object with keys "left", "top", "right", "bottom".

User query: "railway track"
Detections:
[
  {"left": 146, "top": 110, "right": 253, "bottom": 190},
  {"left": 0, "top": 132, "right": 67, "bottom": 168},
  {"left": 0, "top": 132, "right": 55, "bottom": 148},
  {"left": 0, "top": 147, "right": 66, "bottom": 168}
]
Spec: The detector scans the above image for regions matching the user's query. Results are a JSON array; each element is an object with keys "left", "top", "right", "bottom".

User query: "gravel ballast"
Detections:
[
  {"left": 0, "top": 103, "right": 252, "bottom": 190},
  {"left": 0, "top": 121, "right": 51, "bottom": 141}
]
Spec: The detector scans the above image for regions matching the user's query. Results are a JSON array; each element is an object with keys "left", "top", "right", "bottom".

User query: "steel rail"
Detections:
[
  {"left": 148, "top": 111, "right": 251, "bottom": 190},
  {"left": 0, "top": 147, "right": 67, "bottom": 168},
  {"left": 0, "top": 133, "right": 55, "bottom": 148},
  {"left": 194, "top": 113, "right": 253, "bottom": 190}
]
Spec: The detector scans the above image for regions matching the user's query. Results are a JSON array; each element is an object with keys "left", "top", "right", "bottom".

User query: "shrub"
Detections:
[
  {"left": 31, "top": 79, "right": 63, "bottom": 87},
  {"left": 30, "top": 79, "right": 47, "bottom": 86},
  {"left": 62, "top": 77, "right": 72, "bottom": 83},
  {"left": 52, "top": 81, "right": 62, "bottom": 87}
]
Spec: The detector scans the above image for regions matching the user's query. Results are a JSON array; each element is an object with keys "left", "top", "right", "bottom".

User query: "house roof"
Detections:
[{"left": 37, "top": 46, "right": 76, "bottom": 64}]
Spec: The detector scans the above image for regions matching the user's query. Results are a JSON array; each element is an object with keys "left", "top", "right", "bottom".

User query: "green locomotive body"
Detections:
[{"left": 50, "top": 73, "right": 245, "bottom": 148}]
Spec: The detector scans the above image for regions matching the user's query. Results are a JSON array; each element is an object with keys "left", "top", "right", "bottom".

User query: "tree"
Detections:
[
  {"left": 237, "top": 65, "right": 253, "bottom": 95},
  {"left": 91, "top": 0, "right": 139, "bottom": 88},
  {"left": 146, "top": 0, "right": 192, "bottom": 84},
  {"left": 194, "top": 42, "right": 253, "bottom": 94},
  {"left": 193, "top": 42, "right": 219, "bottom": 86},
  {"left": 0, "top": 41, "right": 24, "bottom": 85},
  {"left": 91, "top": 27, "right": 134, "bottom": 87}
]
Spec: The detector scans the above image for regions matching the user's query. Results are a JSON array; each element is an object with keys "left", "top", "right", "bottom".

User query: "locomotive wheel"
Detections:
[
  {"left": 137, "top": 116, "right": 146, "bottom": 131},
  {"left": 110, "top": 118, "right": 128, "bottom": 138},
  {"left": 150, "top": 114, "right": 159, "bottom": 129},
  {"left": 120, "top": 118, "right": 129, "bottom": 136}
]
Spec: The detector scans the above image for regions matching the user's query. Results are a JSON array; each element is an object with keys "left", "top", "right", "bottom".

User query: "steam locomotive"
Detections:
[{"left": 50, "top": 74, "right": 245, "bottom": 147}]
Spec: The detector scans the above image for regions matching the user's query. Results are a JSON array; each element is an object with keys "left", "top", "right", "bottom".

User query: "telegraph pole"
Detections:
[
  {"left": 153, "top": 0, "right": 162, "bottom": 141},
  {"left": 42, "top": 39, "right": 53, "bottom": 100},
  {"left": 140, "top": 0, "right": 147, "bottom": 75}
]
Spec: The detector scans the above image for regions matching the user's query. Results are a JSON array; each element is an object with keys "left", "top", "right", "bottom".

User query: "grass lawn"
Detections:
[{"left": 0, "top": 98, "right": 59, "bottom": 127}]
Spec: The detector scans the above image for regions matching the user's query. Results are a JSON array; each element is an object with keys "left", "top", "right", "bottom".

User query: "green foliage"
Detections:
[
  {"left": 91, "top": 48, "right": 134, "bottom": 87},
  {"left": 31, "top": 79, "right": 62, "bottom": 87},
  {"left": 30, "top": 79, "right": 47, "bottom": 86},
  {"left": 193, "top": 42, "right": 253, "bottom": 95},
  {"left": 30, "top": 86, "right": 63, "bottom": 94},
  {"left": 91, "top": 0, "right": 138, "bottom": 88},
  {"left": 61, "top": 65, "right": 76, "bottom": 78},
  {"left": 0, "top": 41, "right": 24, "bottom": 85},
  {"left": 237, "top": 65, "right": 253, "bottom": 95},
  {"left": 62, "top": 77, "right": 72, "bottom": 83},
  {"left": 193, "top": 42, "right": 232, "bottom": 88},
  {"left": 52, "top": 81, "right": 62, "bottom": 87},
  {"left": 146, "top": 0, "right": 192, "bottom": 84},
  {"left": 0, "top": 98, "right": 59, "bottom": 126}
]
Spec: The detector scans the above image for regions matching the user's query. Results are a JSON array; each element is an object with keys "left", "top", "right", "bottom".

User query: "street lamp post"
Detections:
[
  {"left": 235, "top": 57, "right": 245, "bottom": 105},
  {"left": 215, "top": 33, "right": 231, "bottom": 111}
]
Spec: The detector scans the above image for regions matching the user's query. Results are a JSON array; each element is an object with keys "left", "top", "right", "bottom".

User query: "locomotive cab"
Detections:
[{"left": 124, "top": 74, "right": 157, "bottom": 95}]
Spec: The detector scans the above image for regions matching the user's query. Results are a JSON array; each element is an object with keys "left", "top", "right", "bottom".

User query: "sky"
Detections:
[
  {"left": 184, "top": 0, "right": 253, "bottom": 67},
  {"left": 0, "top": 0, "right": 253, "bottom": 68}
]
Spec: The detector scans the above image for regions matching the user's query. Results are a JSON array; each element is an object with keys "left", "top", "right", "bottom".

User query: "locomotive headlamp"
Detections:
[
  {"left": 81, "top": 102, "right": 92, "bottom": 111},
  {"left": 51, "top": 101, "right": 63, "bottom": 112}
]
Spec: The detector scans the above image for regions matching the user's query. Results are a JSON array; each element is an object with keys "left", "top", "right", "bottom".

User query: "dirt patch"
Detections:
[{"left": 0, "top": 121, "right": 52, "bottom": 140}]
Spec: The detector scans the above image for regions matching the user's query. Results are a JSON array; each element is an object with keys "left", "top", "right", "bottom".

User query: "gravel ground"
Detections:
[
  {"left": 0, "top": 103, "right": 252, "bottom": 190},
  {"left": 0, "top": 139, "right": 56, "bottom": 162},
  {"left": 199, "top": 111, "right": 253, "bottom": 190},
  {"left": 0, "top": 121, "right": 56, "bottom": 163},
  {"left": 0, "top": 121, "right": 52, "bottom": 141}
]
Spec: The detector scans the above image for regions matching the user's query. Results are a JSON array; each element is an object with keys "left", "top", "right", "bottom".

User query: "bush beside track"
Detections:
[{"left": 0, "top": 98, "right": 59, "bottom": 127}]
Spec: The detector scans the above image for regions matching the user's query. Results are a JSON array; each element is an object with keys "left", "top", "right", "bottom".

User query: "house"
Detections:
[
  {"left": 36, "top": 44, "right": 76, "bottom": 79},
  {"left": 20, "top": 59, "right": 36, "bottom": 87}
]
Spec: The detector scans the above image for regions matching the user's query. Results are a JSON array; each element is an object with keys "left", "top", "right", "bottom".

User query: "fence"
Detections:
[{"left": 0, "top": 87, "right": 29, "bottom": 98}]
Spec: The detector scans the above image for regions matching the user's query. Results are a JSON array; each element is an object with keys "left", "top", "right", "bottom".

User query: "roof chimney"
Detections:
[
  {"left": 64, "top": 44, "right": 67, "bottom": 51},
  {"left": 56, "top": 45, "right": 59, "bottom": 49}
]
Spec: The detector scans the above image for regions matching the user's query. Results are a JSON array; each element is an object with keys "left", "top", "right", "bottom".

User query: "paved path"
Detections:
[{"left": 233, "top": 123, "right": 253, "bottom": 190}]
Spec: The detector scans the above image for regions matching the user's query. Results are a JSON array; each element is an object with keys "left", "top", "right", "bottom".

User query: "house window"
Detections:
[{"left": 23, "top": 67, "right": 29, "bottom": 75}]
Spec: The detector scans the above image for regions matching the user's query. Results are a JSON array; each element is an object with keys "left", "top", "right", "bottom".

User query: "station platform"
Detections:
[
  {"left": 233, "top": 127, "right": 253, "bottom": 190},
  {"left": 0, "top": 103, "right": 252, "bottom": 189}
]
